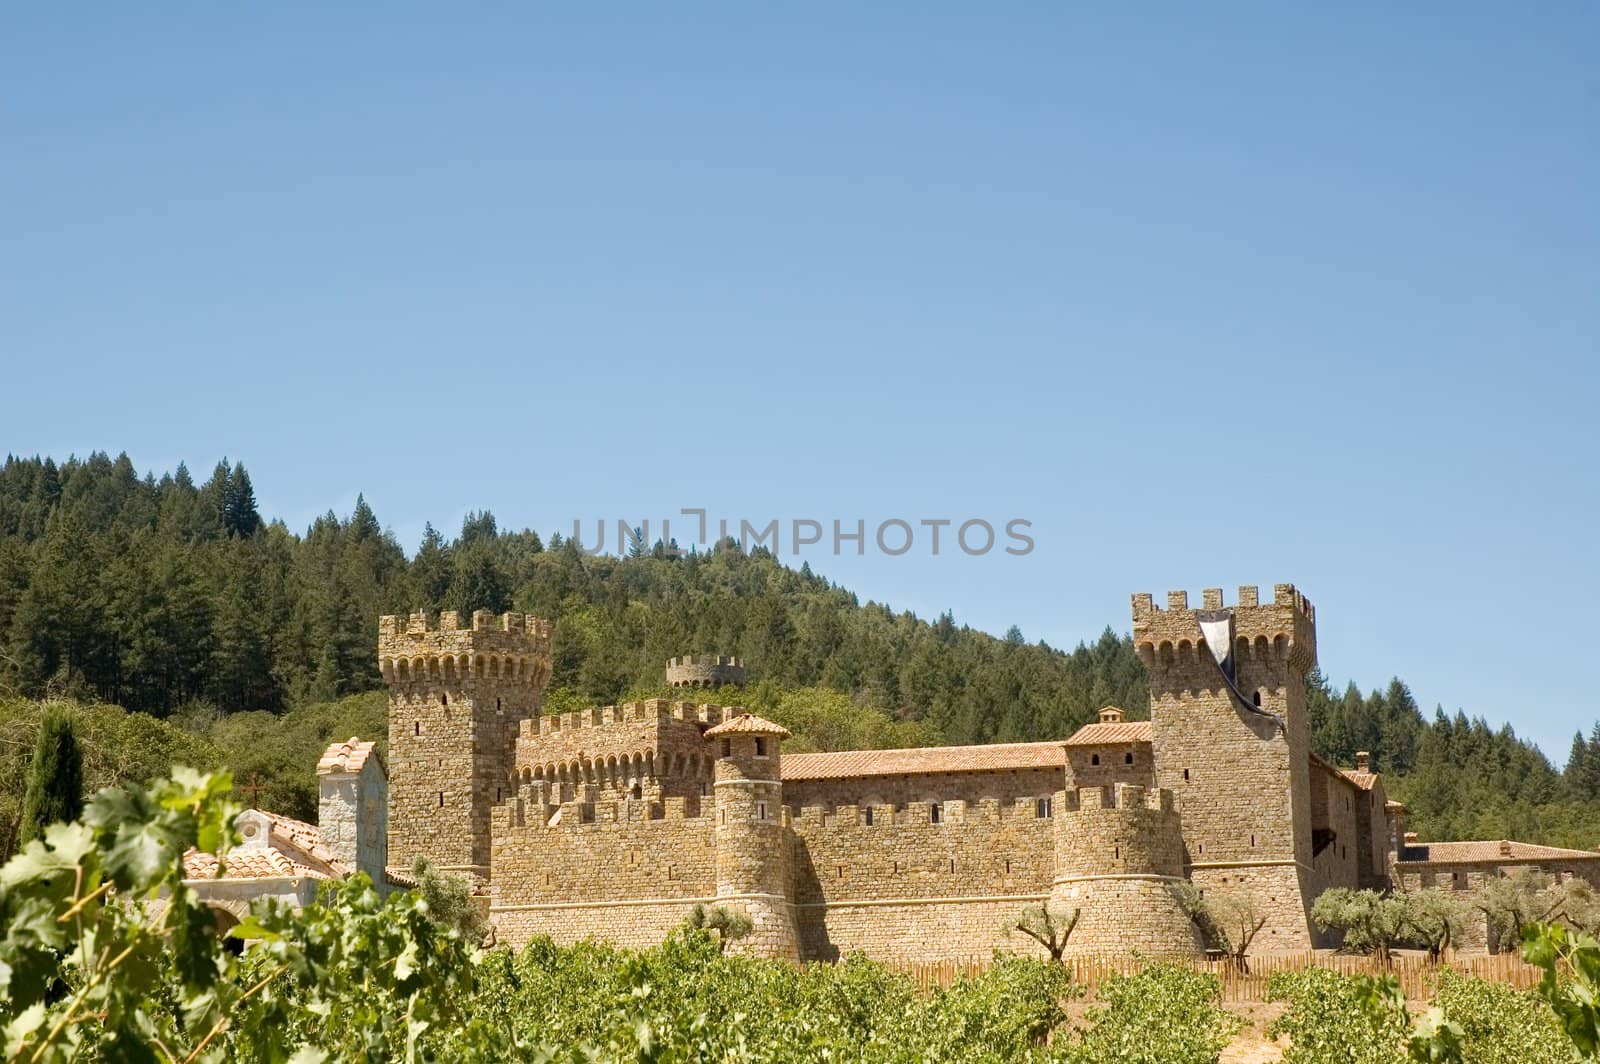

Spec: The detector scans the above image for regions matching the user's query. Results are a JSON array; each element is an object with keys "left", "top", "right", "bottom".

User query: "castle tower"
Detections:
[
  {"left": 1133, "top": 584, "right": 1319, "bottom": 949},
  {"left": 378, "top": 609, "right": 552, "bottom": 879},
  {"left": 705, "top": 712, "right": 799, "bottom": 959},
  {"left": 1050, "top": 783, "right": 1203, "bottom": 957},
  {"left": 666, "top": 655, "right": 745, "bottom": 689}
]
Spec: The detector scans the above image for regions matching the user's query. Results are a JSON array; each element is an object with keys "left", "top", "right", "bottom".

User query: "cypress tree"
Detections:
[{"left": 19, "top": 707, "right": 85, "bottom": 842}]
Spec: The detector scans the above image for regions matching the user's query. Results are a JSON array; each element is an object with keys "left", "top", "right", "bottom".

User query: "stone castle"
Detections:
[{"left": 372, "top": 584, "right": 1599, "bottom": 961}]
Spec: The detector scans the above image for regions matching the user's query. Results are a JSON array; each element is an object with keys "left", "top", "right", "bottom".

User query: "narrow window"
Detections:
[
  {"left": 721, "top": 739, "right": 732, "bottom": 758},
  {"left": 1251, "top": 834, "right": 1256, "bottom": 847},
  {"left": 864, "top": 807, "right": 874, "bottom": 826},
  {"left": 437, "top": 792, "right": 444, "bottom": 807},
  {"left": 893, "top": 861, "right": 900, "bottom": 874},
  {"left": 1091, "top": 754, "right": 1101, "bottom": 766},
  {"left": 837, "top": 865, "right": 845, "bottom": 879},
  {"left": 1253, "top": 690, "right": 1262, "bottom": 707},
  {"left": 1035, "top": 797, "right": 1049, "bottom": 818},
  {"left": 721, "top": 809, "right": 727, "bottom": 825},
  {"left": 414, "top": 721, "right": 421, "bottom": 736},
  {"left": 496, "top": 697, "right": 501, "bottom": 711},
  {"left": 757, "top": 801, "right": 768, "bottom": 821},
  {"left": 754, "top": 737, "right": 767, "bottom": 758},
  {"left": 1114, "top": 846, "right": 1120, "bottom": 859},
  {"left": 930, "top": 802, "right": 942, "bottom": 824},
  {"left": 440, "top": 694, "right": 448, "bottom": 706},
  {"left": 1124, "top": 752, "right": 1134, "bottom": 765},
  {"left": 1183, "top": 768, "right": 1190, "bottom": 781},
  {"left": 948, "top": 859, "right": 955, "bottom": 873},
  {"left": 496, "top": 787, "right": 502, "bottom": 802},
  {"left": 1005, "top": 859, "right": 1011, "bottom": 874}
]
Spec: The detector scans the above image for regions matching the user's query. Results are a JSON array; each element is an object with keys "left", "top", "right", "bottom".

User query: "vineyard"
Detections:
[
  {"left": 4, "top": 768, "right": 1600, "bottom": 1062},
  {"left": 895, "top": 949, "right": 1544, "bottom": 1002}
]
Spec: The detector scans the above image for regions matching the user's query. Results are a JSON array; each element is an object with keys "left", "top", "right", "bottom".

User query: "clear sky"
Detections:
[{"left": 3, "top": 6, "right": 1596, "bottom": 759}]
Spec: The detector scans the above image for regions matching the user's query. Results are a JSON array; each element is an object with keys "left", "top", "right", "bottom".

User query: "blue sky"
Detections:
[{"left": 3, "top": 6, "right": 1596, "bottom": 759}]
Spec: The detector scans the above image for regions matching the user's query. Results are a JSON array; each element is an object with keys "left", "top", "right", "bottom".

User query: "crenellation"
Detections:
[{"left": 380, "top": 580, "right": 1408, "bottom": 963}]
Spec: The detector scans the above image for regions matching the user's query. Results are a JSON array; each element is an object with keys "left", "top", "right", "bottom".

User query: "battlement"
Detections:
[
  {"left": 378, "top": 610, "right": 554, "bottom": 687},
  {"left": 518, "top": 700, "right": 739, "bottom": 739},
  {"left": 1131, "top": 583, "right": 1316, "bottom": 675},
  {"left": 379, "top": 609, "right": 555, "bottom": 640},
  {"left": 499, "top": 779, "right": 712, "bottom": 832},
  {"left": 791, "top": 796, "right": 1037, "bottom": 829},
  {"left": 1061, "top": 783, "right": 1176, "bottom": 814},
  {"left": 665, "top": 655, "right": 746, "bottom": 689}
]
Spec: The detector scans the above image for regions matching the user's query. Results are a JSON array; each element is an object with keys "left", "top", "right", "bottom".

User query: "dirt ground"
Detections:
[{"left": 1220, "top": 1002, "right": 1288, "bottom": 1062}]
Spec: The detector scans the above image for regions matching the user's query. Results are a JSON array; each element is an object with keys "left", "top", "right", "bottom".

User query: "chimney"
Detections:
[
  {"left": 317, "top": 737, "right": 388, "bottom": 889},
  {"left": 1499, "top": 840, "right": 1513, "bottom": 858},
  {"left": 1098, "top": 706, "right": 1125, "bottom": 724},
  {"left": 1403, "top": 831, "right": 1418, "bottom": 845},
  {"left": 1355, "top": 751, "right": 1371, "bottom": 772}
]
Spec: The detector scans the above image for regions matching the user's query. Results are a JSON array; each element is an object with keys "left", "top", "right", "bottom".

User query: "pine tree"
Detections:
[
  {"left": 224, "top": 464, "right": 262, "bottom": 538},
  {"left": 19, "top": 706, "right": 84, "bottom": 842}
]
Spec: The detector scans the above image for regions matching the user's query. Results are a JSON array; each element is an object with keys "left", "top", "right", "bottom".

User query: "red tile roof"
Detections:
[
  {"left": 1396, "top": 839, "right": 1600, "bottom": 865},
  {"left": 782, "top": 741, "right": 1067, "bottom": 781},
  {"left": 1062, "top": 721, "right": 1152, "bottom": 747},
  {"left": 182, "top": 809, "right": 349, "bottom": 882},
  {"left": 703, "top": 713, "right": 791, "bottom": 739},
  {"left": 317, "top": 736, "right": 382, "bottom": 776}
]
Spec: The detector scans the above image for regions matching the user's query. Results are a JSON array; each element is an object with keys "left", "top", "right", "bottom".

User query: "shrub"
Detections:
[{"left": 1069, "top": 962, "right": 1241, "bottom": 1064}]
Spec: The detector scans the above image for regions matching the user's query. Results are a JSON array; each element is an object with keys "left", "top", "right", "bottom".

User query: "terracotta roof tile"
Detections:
[
  {"left": 782, "top": 741, "right": 1066, "bottom": 781},
  {"left": 1396, "top": 839, "right": 1600, "bottom": 865},
  {"left": 1340, "top": 769, "right": 1380, "bottom": 791},
  {"left": 1062, "top": 721, "right": 1153, "bottom": 747},
  {"left": 703, "top": 713, "right": 791, "bottom": 739},
  {"left": 318, "top": 736, "right": 382, "bottom": 776},
  {"left": 183, "top": 846, "right": 334, "bottom": 881}
]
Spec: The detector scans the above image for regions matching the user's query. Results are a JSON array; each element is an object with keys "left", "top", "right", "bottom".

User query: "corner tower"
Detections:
[
  {"left": 1050, "top": 783, "right": 1203, "bottom": 958},
  {"left": 379, "top": 609, "right": 552, "bottom": 878},
  {"left": 705, "top": 712, "right": 799, "bottom": 959},
  {"left": 1133, "top": 584, "right": 1319, "bottom": 949}
]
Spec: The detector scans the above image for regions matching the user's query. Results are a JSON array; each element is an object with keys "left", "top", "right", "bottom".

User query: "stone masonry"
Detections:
[{"left": 379, "top": 586, "right": 1541, "bottom": 963}]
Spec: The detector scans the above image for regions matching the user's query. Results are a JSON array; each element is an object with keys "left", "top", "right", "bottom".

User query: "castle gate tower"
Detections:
[
  {"left": 1134, "top": 585, "right": 1319, "bottom": 950},
  {"left": 705, "top": 712, "right": 800, "bottom": 959},
  {"left": 379, "top": 610, "right": 552, "bottom": 878},
  {"left": 1050, "top": 783, "right": 1203, "bottom": 958}
]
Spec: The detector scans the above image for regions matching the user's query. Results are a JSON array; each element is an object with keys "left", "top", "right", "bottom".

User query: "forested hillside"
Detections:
[{"left": 2, "top": 452, "right": 1596, "bottom": 848}]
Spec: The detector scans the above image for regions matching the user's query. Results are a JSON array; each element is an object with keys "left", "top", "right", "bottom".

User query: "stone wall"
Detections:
[
  {"left": 489, "top": 789, "right": 717, "bottom": 949},
  {"left": 1064, "top": 744, "right": 1154, "bottom": 790},
  {"left": 784, "top": 768, "right": 1062, "bottom": 812},
  {"left": 788, "top": 797, "right": 1054, "bottom": 961}
]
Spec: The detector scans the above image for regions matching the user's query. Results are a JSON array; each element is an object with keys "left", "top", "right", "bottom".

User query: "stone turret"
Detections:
[
  {"left": 666, "top": 655, "right": 745, "bottom": 689},
  {"left": 1134, "top": 584, "right": 1321, "bottom": 949},
  {"left": 379, "top": 609, "right": 553, "bottom": 879},
  {"left": 706, "top": 713, "right": 798, "bottom": 958},
  {"left": 1050, "top": 783, "right": 1202, "bottom": 957}
]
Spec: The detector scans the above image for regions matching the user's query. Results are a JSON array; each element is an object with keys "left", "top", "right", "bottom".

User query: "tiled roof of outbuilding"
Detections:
[
  {"left": 782, "top": 741, "right": 1066, "bottom": 781},
  {"left": 1061, "top": 721, "right": 1153, "bottom": 747},
  {"left": 1396, "top": 839, "right": 1600, "bottom": 865}
]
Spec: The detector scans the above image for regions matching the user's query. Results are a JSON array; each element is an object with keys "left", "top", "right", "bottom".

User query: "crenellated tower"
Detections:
[
  {"left": 378, "top": 609, "right": 552, "bottom": 878},
  {"left": 1050, "top": 783, "right": 1203, "bottom": 957},
  {"left": 1133, "top": 584, "right": 1319, "bottom": 948},
  {"left": 666, "top": 655, "right": 745, "bottom": 689},
  {"left": 706, "top": 713, "right": 800, "bottom": 959}
]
